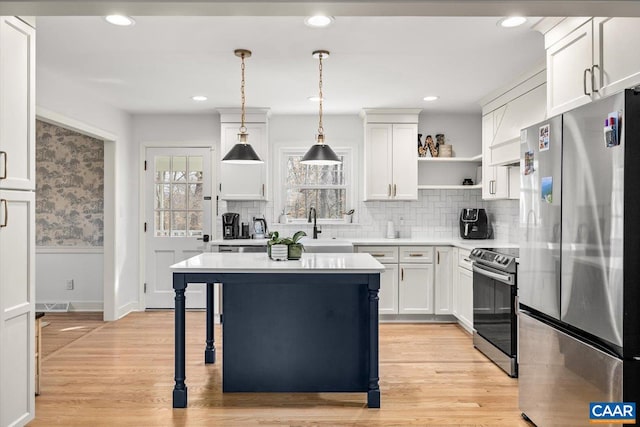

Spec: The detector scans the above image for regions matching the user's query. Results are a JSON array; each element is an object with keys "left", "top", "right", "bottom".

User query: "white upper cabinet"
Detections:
[
  {"left": 219, "top": 109, "right": 269, "bottom": 201},
  {"left": 543, "top": 17, "right": 640, "bottom": 117},
  {"left": 363, "top": 109, "right": 420, "bottom": 201},
  {"left": 593, "top": 18, "right": 640, "bottom": 98},
  {"left": 0, "top": 16, "right": 35, "bottom": 191}
]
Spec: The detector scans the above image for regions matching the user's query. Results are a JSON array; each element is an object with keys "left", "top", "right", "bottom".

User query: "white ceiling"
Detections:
[{"left": 36, "top": 16, "right": 545, "bottom": 114}]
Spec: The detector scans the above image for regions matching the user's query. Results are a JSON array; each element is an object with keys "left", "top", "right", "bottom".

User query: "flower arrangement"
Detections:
[{"left": 267, "top": 230, "right": 307, "bottom": 260}]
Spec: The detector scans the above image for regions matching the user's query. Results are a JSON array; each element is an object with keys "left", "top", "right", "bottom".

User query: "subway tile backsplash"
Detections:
[{"left": 221, "top": 189, "right": 519, "bottom": 243}]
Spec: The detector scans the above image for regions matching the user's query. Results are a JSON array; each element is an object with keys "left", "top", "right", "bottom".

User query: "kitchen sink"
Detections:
[{"left": 299, "top": 237, "right": 354, "bottom": 253}]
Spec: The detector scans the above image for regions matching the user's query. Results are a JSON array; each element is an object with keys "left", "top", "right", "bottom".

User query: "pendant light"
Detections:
[
  {"left": 300, "top": 50, "right": 342, "bottom": 166},
  {"left": 222, "top": 49, "right": 263, "bottom": 164}
]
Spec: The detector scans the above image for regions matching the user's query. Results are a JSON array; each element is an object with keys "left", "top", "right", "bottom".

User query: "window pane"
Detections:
[
  {"left": 286, "top": 188, "right": 345, "bottom": 219},
  {"left": 188, "top": 156, "right": 203, "bottom": 182},
  {"left": 188, "top": 211, "right": 203, "bottom": 237},
  {"left": 287, "top": 156, "right": 305, "bottom": 185},
  {"left": 188, "top": 184, "right": 203, "bottom": 209},
  {"left": 171, "top": 184, "right": 187, "bottom": 209},
  {"left": 171, "top": 211, "right": 187, "bottom": 236},
  {"left": 155, "top": 210, "right": 170, "bottom": 236},
  {"left": 155, "top": 184, "right": 171, "bottom": 209},
  {"left": 316, "top": 162, "right": 344, "bottom": 185},
  {"left": 155, "top": 156, "right": 171, "bottom": 182},
  {"left": 173, "top": 156, "right": 187, "bottom": 182}
]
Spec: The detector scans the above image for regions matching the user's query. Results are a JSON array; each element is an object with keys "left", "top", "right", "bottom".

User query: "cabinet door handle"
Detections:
[
  {"left": 388, "top": 184, "right": 391, "bottom": 197},
  {"left": 591, "top": 64, "right": 600, "bottom": 93},
  {"left": 262, "top": 184, "right": 265, "bottom": 196},
  {"left": 401, "top": 267, "right": 404, "bottom": 281},
  {"left": 409, "top": 253, "right": 423, "bottom": 257},
  {"left": 371, "top": 253, "right": 386, "bottom": 258},
  {"left": 0, "top": 151, "right": 6, "bottom": 180},
  {"left": 0, "top": 199, "right": 7, "bottom": 227},
  {"left": 437, "top": 251, "right": 440, "bottom": 264},
  {"left": 393, "top": 184, "right": 397, "bottom": 197},
  {"left": 583, "top": 68, "right": 592, "bottom": 96}
]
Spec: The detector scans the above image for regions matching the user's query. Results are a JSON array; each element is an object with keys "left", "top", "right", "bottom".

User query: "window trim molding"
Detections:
[{"left": 276, "top": 146, "right": 354, "bottom": 224}]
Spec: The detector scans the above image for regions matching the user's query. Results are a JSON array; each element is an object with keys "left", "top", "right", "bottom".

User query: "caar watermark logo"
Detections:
[{"left": 590, "top": 402, "right": 636, "bottom": 424}]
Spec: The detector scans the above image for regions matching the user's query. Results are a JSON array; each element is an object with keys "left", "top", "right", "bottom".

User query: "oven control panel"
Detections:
[{"left": 469, "top": 248, "right": 518, "bottom": 273}]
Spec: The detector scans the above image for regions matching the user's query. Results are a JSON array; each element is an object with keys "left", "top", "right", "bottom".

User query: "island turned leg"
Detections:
[
  {"left": 173, "top": 273, "right": 188, "bottom": 408},
  {"left": 205, "top": 282, "right": 216, "bottom": 364},
  {"left": 368, "top": 274, "right": 381, "bottom": 408}
]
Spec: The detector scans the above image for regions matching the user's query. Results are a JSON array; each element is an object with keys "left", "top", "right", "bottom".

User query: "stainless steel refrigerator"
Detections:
[{"left": 519, "top": 89, "right": 640, "bottom": 427}]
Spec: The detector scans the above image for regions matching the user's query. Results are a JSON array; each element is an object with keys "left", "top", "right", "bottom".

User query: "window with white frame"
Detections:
[{"left": 281, "top": 148, "right": 351, "bottom": 221}]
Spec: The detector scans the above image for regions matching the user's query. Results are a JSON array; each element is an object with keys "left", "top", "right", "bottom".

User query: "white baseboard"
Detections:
[
  {"left": 116, "top": 301, "right": 141, "bottom": 320},
  {"left": 68, "top": 301, "right": 103, "bottom": 312}
]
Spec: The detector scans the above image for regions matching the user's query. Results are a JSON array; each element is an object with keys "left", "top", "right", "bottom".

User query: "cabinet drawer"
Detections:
[
  {"left": 458, "top": 249, "right": 473, "bottom": 270},
  {"left": 355, "top": 246, "right": 398, "bottom": 263},
  {"left": 399, "top": 246, "right": 433, "bottom": 263}
]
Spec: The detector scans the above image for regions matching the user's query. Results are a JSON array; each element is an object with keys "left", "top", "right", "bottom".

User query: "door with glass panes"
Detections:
[{"left": 145, "top": 147, "right": 212, "bottom": 308}]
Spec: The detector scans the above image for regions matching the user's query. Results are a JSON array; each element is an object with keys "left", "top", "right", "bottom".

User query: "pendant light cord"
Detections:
[
  {"left": 240, "top": 52, "right": 247, "bottom": 134},
  {"left": 317, "top": 52, "right": 324, "bottom": 139}
]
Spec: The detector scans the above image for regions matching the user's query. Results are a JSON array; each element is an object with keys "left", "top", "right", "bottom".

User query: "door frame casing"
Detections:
[{"left": 139, "top": 141, "right": 216, "bottom": 310}]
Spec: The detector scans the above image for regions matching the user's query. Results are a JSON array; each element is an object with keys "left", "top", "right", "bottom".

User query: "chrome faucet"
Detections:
[{"left": 308, "top": 207, "right": 321, "bottom": 239}]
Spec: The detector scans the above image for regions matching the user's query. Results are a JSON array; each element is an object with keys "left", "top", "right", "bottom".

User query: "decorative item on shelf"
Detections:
[
  {"left": 222, "top": 49, "right": 263, "bottom": 164},
  {"left": 417, "top": 133, "right": 427, "bottom": 157},
  {"left": 436, "top": 134, "right": 452, "bottom": 157},
  {"left": 425, "top": 135, "right": 438, "bottom": 157},
  {"left": 267, "top": 230, "right": 307, "bottom": 260},
  {"left": 462, "top": 178, "right": 474, "bottom": 186},
  {"left": 301, "top": 50, "right": 341, "bottom": 165},
  {"left": 278, "top": 209, "right": 288, "bottom": 224}
]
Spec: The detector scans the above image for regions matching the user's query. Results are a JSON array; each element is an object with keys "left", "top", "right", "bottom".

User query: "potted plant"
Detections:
[{"left": 267, "top": 230, "right": 306, "bottom": 260}]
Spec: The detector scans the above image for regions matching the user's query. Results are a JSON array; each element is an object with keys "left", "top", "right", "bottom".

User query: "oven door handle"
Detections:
[{"left": 472, "top": 263, "right": 514, "bottom": 285}]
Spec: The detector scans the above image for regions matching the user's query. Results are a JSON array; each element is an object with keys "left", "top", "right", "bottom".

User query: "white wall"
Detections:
[
  {"left": 418, "top": 111, "right": 482, "bottom": 157},
  {"left": 37, "top": 68, "right": 137, "bottom": 319},
  {"left": 35, "top": 250, "right": 103, "bottom": 311}
]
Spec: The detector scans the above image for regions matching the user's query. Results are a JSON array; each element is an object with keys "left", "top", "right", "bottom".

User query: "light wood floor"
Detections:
[{"left": 31, "top": 312, "right": 529, "bottom": 426}]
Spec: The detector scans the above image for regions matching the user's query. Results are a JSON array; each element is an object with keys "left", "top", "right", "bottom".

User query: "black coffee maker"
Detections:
[
  {"left": 222, "top": 212, "right": 240, "bottom": 239},
  {"left": 459, "top": 208, "right": 491, "bottom": 239}
]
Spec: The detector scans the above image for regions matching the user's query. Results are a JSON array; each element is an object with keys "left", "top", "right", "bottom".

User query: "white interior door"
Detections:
[{"left": 145, "top": 147, "right": 212, "bottom": 309}]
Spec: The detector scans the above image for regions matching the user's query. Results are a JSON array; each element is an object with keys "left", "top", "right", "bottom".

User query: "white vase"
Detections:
[{"left": 269, "top": 244, "right": 288, "bottom": 261}]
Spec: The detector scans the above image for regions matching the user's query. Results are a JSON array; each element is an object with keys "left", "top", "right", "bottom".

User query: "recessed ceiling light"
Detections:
[
  {"left": 104, "top": 15, "right": 136, "bottom": 26},
  {"left": 307, "top": 96, "right": 324, "bottom": 102},
  {"left": 304, "top": 15, "right": 334, "bottom": 28},
  {"left": 423, "top": 96, "right": 439, "bottom": 102},
  {"left": 191, "top": 95, "right": 208, "bottom": 102},
  {"left": 499, "top": 16, "right": 527, "bottom": 28}
]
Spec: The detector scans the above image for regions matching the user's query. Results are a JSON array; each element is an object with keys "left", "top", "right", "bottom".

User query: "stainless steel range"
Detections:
[{"left": 469, "top": 247, "right": 519, "bottom": 377}]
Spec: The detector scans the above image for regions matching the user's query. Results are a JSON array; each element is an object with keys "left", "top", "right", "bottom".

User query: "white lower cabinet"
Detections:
[
  {"left": 453, "top": 249, "right": 474, "bottom": 332},
  {"left": 434, "top": 246, "right": 453, "bottom": 315},
  {"left": 356, "top": 245, "right": 436, "bottom": 316}
]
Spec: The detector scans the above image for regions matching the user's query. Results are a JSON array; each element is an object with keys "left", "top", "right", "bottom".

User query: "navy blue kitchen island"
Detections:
[{"left": 170, "top": 252, "right": 384, "bottom": 409}]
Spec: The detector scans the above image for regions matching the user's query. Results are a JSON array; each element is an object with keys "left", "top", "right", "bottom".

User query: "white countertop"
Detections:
[
  {"left": 209, "top": 237, "right": 517, "bottom": 251},
  {"left": 170, "top": 252, "right": 386, "bottom": 274}
]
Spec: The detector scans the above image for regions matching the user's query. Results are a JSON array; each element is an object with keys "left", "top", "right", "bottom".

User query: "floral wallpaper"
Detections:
[{"left": 35, "top": 120, "right": 104, "bottom": 246}]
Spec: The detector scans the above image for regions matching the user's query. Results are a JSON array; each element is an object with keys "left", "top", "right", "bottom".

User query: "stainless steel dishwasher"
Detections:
[{"left": 218, "top": 245, "right": 267, "bottom": 253}]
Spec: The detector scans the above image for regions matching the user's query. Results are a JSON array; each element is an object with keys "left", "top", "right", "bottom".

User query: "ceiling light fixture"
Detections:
[
  {"left": 222, "top": 49, "right": 263, "bottom": 164},
  {"left": 192, "top": 95, "right": 208, "bottom": 102},
  {"left": 301, "top": 50, "right": 341, "bottom": 166},
  {"left": 499, "top": 16, "right": 527, "bottom": 28},
  {"left": 304, "top": 15, "right": 334, "bottom": 28},
  {"left": 423, "top": 96, "right": 439, "bottom": 102},
  {"left": 104, "top": 15, "right": 136, "bottom": 26}
]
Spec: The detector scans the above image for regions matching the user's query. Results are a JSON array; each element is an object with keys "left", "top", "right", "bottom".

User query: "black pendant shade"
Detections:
[
  {"left": 222, "top": 141, "right": 263, "bottom": 164},
  {"left": 300, "top": 143, "right": 341, "bottom": 165}
]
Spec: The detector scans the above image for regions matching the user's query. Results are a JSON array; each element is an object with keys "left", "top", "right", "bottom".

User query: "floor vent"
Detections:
[{"left": 35, "top": 302, "right": 70, "bottom": 312}]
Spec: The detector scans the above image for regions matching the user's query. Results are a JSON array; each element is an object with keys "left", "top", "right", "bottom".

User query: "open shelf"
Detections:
[
  {"left": 418, "top": 184, "right": 482, "bottom": 190},
  {"left": 418, "top": 154, "right": 482, "bottom": 163}
]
